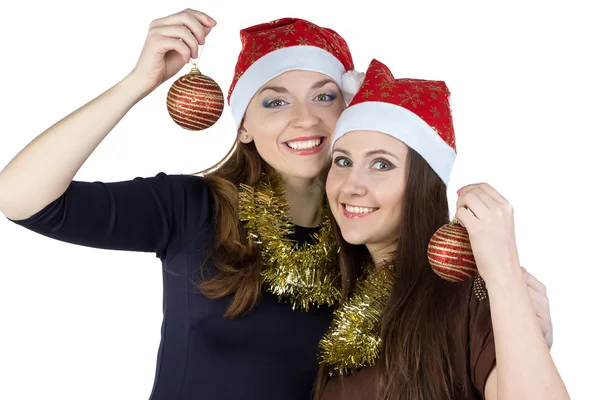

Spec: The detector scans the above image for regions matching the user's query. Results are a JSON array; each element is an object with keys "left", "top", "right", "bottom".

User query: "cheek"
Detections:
[
  {"left": 378, "top": 185, "right": 406, "bottom": 215},
  {"left": 325, "top": 173, "right": 339, "bottom": 201},
  {"left": 247, "top": 118, "right": 287, "bottom": 146},
  {"left": 250, "top": 130, "right": 277, "bottom": 147},
  {"left": 318, "top": 103, "right": 345, "bottom": 127},
  {"left": 326, "top": 169, "right": 348, "bottom": 200},
  {"left": 245, "top": 108, "right": 291, "bottom": 139}
]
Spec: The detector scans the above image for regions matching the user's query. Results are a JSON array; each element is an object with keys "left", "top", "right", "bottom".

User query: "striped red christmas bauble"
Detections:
[
  {"left": 167, "top": 67, "right": 224, "bottom": 131},
  {"left": 427, "top": 219, "right": 478, "bottom": 282}
]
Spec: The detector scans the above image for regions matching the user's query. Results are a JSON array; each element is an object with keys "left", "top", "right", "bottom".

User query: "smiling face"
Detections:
[
  {"left": 326, "top": 130, "right": 410, "bottom": 256},
  {"left": 240, "top": 70, "right": 345, "bottom": 180}
]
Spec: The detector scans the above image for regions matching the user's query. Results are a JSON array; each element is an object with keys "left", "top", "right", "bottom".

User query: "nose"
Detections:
[
  {"left": 340, "top": 167, "right": 367, "bottom": 198},
  {"left": 291, "top": 101, "right": 319, "bottom": 129}
]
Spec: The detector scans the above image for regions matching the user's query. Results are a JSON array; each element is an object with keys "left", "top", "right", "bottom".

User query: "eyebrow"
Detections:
[
  {"left": 333, "top": 148, "right": 401, "bottom": 162},
  {"left": 258, "top": 78, "right": 337, "bottom": 95}
]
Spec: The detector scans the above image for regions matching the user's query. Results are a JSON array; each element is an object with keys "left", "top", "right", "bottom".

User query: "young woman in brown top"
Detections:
[{"left": 315, "top": 59, "right": 570, "bottom": 400}]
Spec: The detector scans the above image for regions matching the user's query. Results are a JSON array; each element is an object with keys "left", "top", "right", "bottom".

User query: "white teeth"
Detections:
[
  {"left": 344, "top": 205, "right": 376, "bottom": 214},
  {"left": 287, "top": 138, "right": 322, "bottom": 150}
]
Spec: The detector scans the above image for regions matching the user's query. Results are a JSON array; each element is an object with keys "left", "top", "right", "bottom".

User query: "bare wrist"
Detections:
[
  {"left": 119, "top": 72, "right": 152, "bottom": 104},
  {"left": 483, "top": 263, "right": 526, "bottom": 295}
]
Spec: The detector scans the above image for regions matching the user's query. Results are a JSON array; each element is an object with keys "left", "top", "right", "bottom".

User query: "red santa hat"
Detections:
[
  {"left": 332, "top": 59, "right": 457, "bottom": 185},
  {"left": 228, "top": 18, "right": 360, "bottom": 129}
]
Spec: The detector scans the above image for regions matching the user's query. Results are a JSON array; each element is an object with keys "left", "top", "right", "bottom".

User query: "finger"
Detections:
[
  {"left": 522, "top": 267, "right": 548, "bottom": 296},
  {"left": 151, "top": 25, "right": 200, "bottom": 59},
  {"left": 155, "top": 37, "right": 191, "bottom": 64},
  {"left": 184, "top": 9, "right": 217, "bottom": 28},
  {"left": 462, "top": 187, "right": 498, "bottom": 209},
  {"left": 455, "top": 206, "right": 478, "bottom": 232},
  {"left": 176, "top": 12, "right": 208, "bottom": 45},
  {"left": 152, "top": 9, "right": 217, "bottom": 28},
  {"left": 458, "top": 182, "right": 508, "bottom": 204},
  {"left": 527, "top": 287, "right": 543, "bottom": 316},
  {"left": 151, "top": 10, "right": 211, "bottom": 45},
  {"left": 179, "top": 10, "right": 214, "bottom": 44},
  {"left": 536, "top": 314, "right": 551, "bottom": 335},
  {"left": 456, "top": 189, "right": 489, "bottom": 220},
  {"left": 536, "top": 314, "right": 551, "bottom": 337},
  {"left": 545, "top": 329, "right": 554, "bottom": 349},
  {"left": 527, "top": 287, "right": 550, "bottom": 321},
  {"left": 537, "top": 316, "right": 551, "bottom": 345}
]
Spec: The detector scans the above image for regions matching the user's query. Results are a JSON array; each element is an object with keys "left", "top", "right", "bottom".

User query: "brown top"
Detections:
[{"left": 321, "top": 279, "right": 496, "bottom": 400}]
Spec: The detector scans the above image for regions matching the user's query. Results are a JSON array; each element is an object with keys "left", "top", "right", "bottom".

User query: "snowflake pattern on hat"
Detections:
[
  {"left": 228, "top": 18, "right": 355, "bottom": 103},
  {"left": 349, "top": 59, "right": 456, "bottom": 151}
]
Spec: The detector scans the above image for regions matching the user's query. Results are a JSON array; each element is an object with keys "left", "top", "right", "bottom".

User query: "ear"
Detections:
[{"left": 238, "top": 125, "right": 253, "bottom": 144}]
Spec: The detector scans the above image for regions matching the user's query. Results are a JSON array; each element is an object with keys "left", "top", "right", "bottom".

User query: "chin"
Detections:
[
  {"left": 287, "top": 163, "right": 327, "bottom": 180},
  {"left": 340, "top": 229, "right": 369, "bottom": 246}
]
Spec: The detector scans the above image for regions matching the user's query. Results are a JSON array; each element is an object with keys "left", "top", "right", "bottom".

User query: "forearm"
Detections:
[
  {"left": 487, "top": 268, "right": 569, "bottom": 400},
  {"left": 0, "top": 73, "right": 145, "bottom": 220}
]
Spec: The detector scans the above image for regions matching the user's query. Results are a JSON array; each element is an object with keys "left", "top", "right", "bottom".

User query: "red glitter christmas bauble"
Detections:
[
  {"left": 427, "top": 219, "right": 478, "bottom": 282},
  {"left": 166, "top": 67, "right": 224, "bottom": 131}
]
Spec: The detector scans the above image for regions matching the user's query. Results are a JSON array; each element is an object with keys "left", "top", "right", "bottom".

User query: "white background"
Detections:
[{"left": 0, "top": 1, "right": 597, "bottom": 398}]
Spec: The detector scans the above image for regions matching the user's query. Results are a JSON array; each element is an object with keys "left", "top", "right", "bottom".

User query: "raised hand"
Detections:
[
  {"left": 455, "top": 182, "right": 521, "bottom": 284},
  {"left": 129, "top": 9, "right": 217, "bottom": 97}
]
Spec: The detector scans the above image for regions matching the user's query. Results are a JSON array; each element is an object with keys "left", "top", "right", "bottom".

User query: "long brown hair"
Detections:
[
  {"left": 315, "top": 149, "right": 472, "bottom": 399},
  {"left": 197, "top": 130, "right": 269, "bottom": 318}
]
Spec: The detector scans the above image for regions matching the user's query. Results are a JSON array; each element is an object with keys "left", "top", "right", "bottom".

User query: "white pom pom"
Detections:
[{"left": 341, "top": 70, "right": 366, "bottom": 104}]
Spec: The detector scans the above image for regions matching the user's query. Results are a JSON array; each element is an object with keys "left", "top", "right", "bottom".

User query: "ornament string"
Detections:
[{"left": 190, "top": 45, "right": 205, "bottom": 70}]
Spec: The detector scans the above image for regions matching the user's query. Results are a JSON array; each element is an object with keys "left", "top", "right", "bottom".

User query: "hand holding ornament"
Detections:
[
  {"left": 428, "top": 183, "right": 554, "bottom": 349},
  {"left": 454, "top": 182, "right": 521, "bottom": 285},
  {"left": 128, "top": 9, "right": 217, "bottom": 99}
]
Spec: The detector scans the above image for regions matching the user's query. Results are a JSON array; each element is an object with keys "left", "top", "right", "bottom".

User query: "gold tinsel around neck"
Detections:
[
  {"left": 238, "top": 172, "right": 341, "bottom": 311},
  {"left": 319, "top": 263, "right": 395, "bottom": 375}
]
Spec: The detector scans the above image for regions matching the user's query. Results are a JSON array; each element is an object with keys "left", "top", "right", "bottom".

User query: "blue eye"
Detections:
[
  {"left": 334, "top": 156, "right": 352, "bottom": 167},
  {"left": 372, "top": 159, "right": 394, "bottom": 170},
  {"left": 262, "top": 98, "right": 288, "bottom": 108},
  {"left": 314, "top": 92, "right": 337, "bottom": 102}
]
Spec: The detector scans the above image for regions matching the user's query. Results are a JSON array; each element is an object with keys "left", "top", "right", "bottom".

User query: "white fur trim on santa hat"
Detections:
[
  {"left": 229, "top": 46, "right": 346, "bottom": 130},
  {"left": 341, "top": 70, "right": 365, "bottom": 105},
  {"left": 331, "top": 101, "right": 457, "bottom": 185}
]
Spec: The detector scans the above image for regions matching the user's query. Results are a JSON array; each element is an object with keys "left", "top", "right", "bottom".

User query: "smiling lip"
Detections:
[
  {"left": 283, "top": 136, "right": 326, "bottom": 155},
  {"left": 341, "top": 203, "right": 378, "bottom": 219}
]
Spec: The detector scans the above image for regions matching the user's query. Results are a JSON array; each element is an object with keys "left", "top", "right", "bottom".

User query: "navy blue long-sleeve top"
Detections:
[{"left": 9, "top": 172, "right": 335, "bottom": 399}]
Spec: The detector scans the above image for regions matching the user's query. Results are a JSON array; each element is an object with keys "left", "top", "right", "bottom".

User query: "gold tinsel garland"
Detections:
[
  {"left": 238, "top": 172, "right": 341, "bottom": 310},
  {"left": 319, "top": 264, "right": 394, "bottom": 375}
]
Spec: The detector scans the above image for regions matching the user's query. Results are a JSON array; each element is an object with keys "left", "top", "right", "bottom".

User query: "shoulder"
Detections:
[
  {"left": 144, "top": 172, "right": 216, "bottom": 247},
  {"left": 151, "top": 171, "right": 208, "bottom": 190},
  {"left": 134, "top": 172, "right": 218, "bottom": 262},
  {"left": 157, "top": 171, "right": 214, "bottom": 218},
  {"left": 150, "top": 172, "right": 213, "bottom": 205}
]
